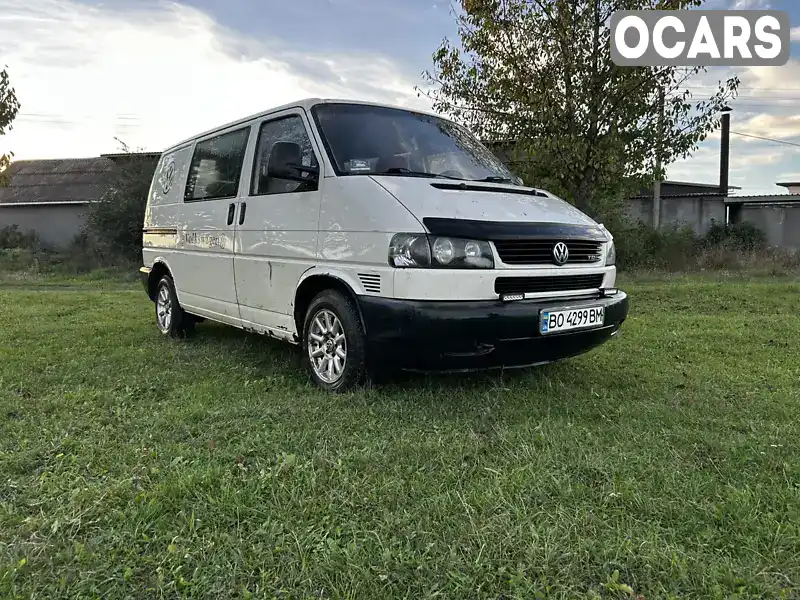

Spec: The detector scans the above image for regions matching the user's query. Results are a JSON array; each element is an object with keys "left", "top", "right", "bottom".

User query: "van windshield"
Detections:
[{"left": 310, "top": 103, "right": 522, "bottom": 184}]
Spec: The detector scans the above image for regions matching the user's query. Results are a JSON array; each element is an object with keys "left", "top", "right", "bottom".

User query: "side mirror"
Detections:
[
  {"left": 267, "top": 141, "right": 319, "bottom": 182},
  {"left": 285, "top": 162, "right": 320, "bottom": 180}
]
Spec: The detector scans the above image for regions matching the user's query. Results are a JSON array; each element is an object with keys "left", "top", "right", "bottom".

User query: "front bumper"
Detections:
[{"left": 358, "top": 291, "right": 629, "bottom": 371}]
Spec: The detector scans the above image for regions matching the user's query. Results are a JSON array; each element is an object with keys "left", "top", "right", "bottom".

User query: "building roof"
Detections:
[
  {"left": 631, "top": 180, "right": 740, "bottom": 200},
  {"left": 776, "top": 182, "right": 800, "bottom": 193},
  {"left": 629, "top": 192, "right": 725, "bottom": 200},
  {"left": 725, "top": 194, "right": 800, "bottom": 205},
  {"left": 661, "top": 179, "right": 741, "bottom": 190},
  {"left": 0, "top": 153, "right": 159, "bottom": 205},
  {"left": 101, "top": 151, "right": 162, "bottom": 161},
  {"left": 0, "top": 158, "right": 114, "bottom": 205}
]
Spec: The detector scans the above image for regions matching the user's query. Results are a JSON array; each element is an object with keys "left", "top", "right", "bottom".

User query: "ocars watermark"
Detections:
[{"left": 610, "top": 10, "right": 790, "bottom": 66}]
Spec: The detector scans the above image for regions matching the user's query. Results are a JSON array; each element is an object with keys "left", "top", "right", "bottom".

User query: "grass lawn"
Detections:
[{"left": 1, "top": 273, "right": 798, "bottom": 599}]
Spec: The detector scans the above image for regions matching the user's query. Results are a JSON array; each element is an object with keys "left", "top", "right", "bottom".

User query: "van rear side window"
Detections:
[{"left": 184, "top": 127, "right": 250, "bottom": 202}]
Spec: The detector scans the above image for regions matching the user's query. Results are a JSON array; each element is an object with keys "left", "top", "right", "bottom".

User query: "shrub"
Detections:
[
  {"left": 46, "top": 232, "right": 110, "bottom": 273},
  {"left": 0, "top": 224, "right": 40, "bottom": 250},
  {"left": 0, "top": 231, "right": 121, "bottom": 275},
  {"left": 85, "top": 152, "right": 157, "bottom": 264},
  {"left": 695, "top": 244, "right": 800, "bottom": 275},
  {"left": 703, "top": 220, "right": 767, "bottom": 252},
  {"left": 0, "top": 247, "right": 40, "bottom": 272},
  {"left": 612, "top": 219, "right": 789, "bottom": 273},
  {"left": 613, "top": 222, "right": 700, "bottom": 271}
]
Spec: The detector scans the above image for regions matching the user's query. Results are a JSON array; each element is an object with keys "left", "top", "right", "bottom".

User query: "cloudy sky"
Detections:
[{"left": 0, "top": 0, "right": 798, "bottom": 195}]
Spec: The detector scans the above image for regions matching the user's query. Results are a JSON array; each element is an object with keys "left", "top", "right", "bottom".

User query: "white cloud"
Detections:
[
  {"left": 676, "top": 59, "right": 800, "bottom": 109},
  {"left": 0, "top": 0, "right": 433, "bottom": 159},
  {"left": 737, "top": 114, "right": 800, "bottom": 139},
  {"left": 738, "top": 59, "right": 800, "bottom": 99},
  {"left": 730, "top": 151, "right": 784, "bottom": 167},
  {"left": 666, "top": 124, "right": 799, "bottom": 195},
  {"left": 666, "top": 145, "right": 720, "bottom": 185},
  {"left": 792, "top": 27, "right": 800, "bottom": 43},
  {"left": 728, "top": 0, "right": 771, "bottom": 7},
  {"left": 663, "top": 59, "right": 800, "bottom": 194}
]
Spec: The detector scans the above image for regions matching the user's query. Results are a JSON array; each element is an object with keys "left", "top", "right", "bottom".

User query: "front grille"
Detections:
[
  {"left": 495, "top": 274, "right": 604, "bottom": 295},
  {"left": 493, "top": 239, "right": 603, "bottom": 265}
]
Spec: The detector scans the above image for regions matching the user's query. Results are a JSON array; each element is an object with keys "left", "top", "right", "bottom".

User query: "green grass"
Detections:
[
  {"left": 0, "top": 266, "right": 138, "bottom": 289},
  {"left": 1, "top": 274, "right": 799, "bottom": 599}
]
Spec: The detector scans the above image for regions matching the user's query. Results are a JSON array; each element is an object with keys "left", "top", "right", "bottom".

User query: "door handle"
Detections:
[
  {"left": 227, "top": 203, "right": 235, "bottom": 225},
  {"left": 239, "top": 201, "right": 247, "bottom": 225}
]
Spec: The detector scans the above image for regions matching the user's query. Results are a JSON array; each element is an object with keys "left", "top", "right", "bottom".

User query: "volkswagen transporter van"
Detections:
[{"left": 140, "top": 99, "right": 629, "bottom": 391}]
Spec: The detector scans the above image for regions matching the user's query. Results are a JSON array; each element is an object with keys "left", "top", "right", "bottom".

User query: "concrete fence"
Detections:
[
  {"left": 0, "top": 203, "right": 90, "bottom": 247},
  {"left": 627, "top": 194, "right": 727, "bottom": 235},
  {"left": 735, "top": 202, "right": 800, "bottom": 249},
  {"left": 626, "top": 190, "right": 799, "bottom": 250}
]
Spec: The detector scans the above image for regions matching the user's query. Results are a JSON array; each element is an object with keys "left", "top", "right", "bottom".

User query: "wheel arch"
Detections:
[
  {"left": 293, "top": 271, "right": 365, "bottom": 343},
  {"left": 146, "top": 259, "right": 173, "bottom": 302}
]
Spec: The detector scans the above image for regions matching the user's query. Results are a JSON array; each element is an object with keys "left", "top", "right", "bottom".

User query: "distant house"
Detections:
[
  {"left": 726, "top": 183, "right": 800, "bottom": 249},
  {"left": 628, "top": 180, "right": 741, "bottom": 234},
  {"left": 0, "top": 152, "right": 160, "bottom": 247},
  {"left": 777, "top": 182, "right": 800, "bottom": 195}
]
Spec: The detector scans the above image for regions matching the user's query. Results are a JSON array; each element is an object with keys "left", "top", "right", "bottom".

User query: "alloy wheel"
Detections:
[{"left": 307, "top": 308, "right": 347, "bottom": 384}]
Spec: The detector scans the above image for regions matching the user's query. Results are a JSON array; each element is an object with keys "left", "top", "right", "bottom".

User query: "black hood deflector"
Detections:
[{"left": 422, "top": 218, "right": 609, "bottom": 241}]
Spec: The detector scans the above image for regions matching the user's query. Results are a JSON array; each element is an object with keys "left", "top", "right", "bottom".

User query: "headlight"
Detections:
[
  {"left": 388, "top": 233, "right": 431, "bottom": 267},
  {"left": 389, "top": 234, "right": 494, "bottom": 269},
  {"left": 432, "top": 237, "right": 454, "bottom": 264},
  {"left": 606, "top": 240, "right": 616, "bottom": 266},
  {"left": 431, "top": 236, "right": 494, "bottom": 268}
]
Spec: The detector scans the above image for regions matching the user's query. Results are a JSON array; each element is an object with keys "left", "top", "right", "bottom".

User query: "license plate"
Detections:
[{"left": 540, "top": 306, "right": 604, "bottom": 334}]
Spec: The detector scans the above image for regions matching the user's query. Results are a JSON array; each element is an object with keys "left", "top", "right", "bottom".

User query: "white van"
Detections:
[{"left": 140, "top": 98, "right": 628, "bottom": 391}]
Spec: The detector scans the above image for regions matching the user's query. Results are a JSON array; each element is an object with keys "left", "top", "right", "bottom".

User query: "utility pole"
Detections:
[
  {"left": 719, "top": 106, "right": 731, "bottom": 196},
  {"left": 719, "top": 105, "right": 735, "bottom": 223},
  {"left": 653, "top": 86, "right": 665, "bottom": 230}
]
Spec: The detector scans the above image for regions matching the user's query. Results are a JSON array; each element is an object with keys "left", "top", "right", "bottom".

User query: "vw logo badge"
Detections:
[
  {"left": 552, "top": 241, "right": 569, "bottom": 265},
  {"left": 161, "top": 161, "right": 176, "bottom": 194}
]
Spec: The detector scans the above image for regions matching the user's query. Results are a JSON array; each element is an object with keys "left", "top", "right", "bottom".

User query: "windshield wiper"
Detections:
[
  {"left": 379, "top": 167, "right": 463, "bottom": 180},
  {"left": 472, "top": 176, "right": 515, "bottom": 184}
]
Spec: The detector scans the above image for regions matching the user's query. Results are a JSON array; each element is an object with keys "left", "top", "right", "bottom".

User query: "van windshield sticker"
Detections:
[{"left": 348, "top": 159, "right": 371, "bottom": 172}]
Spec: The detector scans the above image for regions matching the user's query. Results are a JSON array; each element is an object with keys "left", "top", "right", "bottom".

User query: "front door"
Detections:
[
  {"left": 171, "top": 126, "right": 251, "bottom": 324},
  {"left": 233, "top": 110, "right": 322, "bottom": 336}
]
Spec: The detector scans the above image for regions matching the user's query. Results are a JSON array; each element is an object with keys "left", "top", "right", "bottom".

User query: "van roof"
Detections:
[{"left": 162, "top": 97, "right": 444, "bottom": 155}]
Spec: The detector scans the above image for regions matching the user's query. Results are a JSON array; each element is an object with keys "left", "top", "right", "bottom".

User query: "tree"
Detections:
[
  {"left": 86, "top": 140, "right": 158, "bottom": 264},
  {"left": 0, "top": 67, "right": 21, "bottom": 187},
  {"left": 421, "top": 0, "right": 739, "bottom": 221}
]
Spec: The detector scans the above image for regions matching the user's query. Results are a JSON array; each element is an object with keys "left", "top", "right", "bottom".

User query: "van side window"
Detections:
[
  {"left": 185, "top": 127, "right": 250, "bottom": 202},
  {"left": 251, "top": 116, "right": 319, "bottom": 196}
]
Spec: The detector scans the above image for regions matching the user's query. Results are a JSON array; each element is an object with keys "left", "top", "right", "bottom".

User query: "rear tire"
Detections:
[
  {"left": 155, "top": 275, "right": 192, "bottom": 338},
  {"left": 303, "top": 290, "right": 367, "bottom": 392}
]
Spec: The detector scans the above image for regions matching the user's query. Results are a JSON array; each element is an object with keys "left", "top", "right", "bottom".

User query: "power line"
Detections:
[
  {"left": 666, "top": 93, "right": 800, "bottom": 103},
  {"left": 730, "top": 131, "right": 800, "bottom": 148},
  {"left": 684, "top": 86, "right": 800, "bottom": 92},
  {"left": 727, "top": 104, "right": 800, "bottom": 109},
  {"left": 20, "top": 112, "right": 141, "bottom": 118}
]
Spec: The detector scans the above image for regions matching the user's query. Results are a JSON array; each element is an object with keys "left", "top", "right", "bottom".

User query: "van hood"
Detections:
[{"left": 371, "top": 176, "right": 598, "bottom": 228}]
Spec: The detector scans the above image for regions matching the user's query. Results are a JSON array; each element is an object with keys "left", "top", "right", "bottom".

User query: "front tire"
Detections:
[
  {"left": 155, "top": 275, "right": 192, "bottom": 337},
  {"left": 303, "top": 290, "right": 367, "bottom": 392}
]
